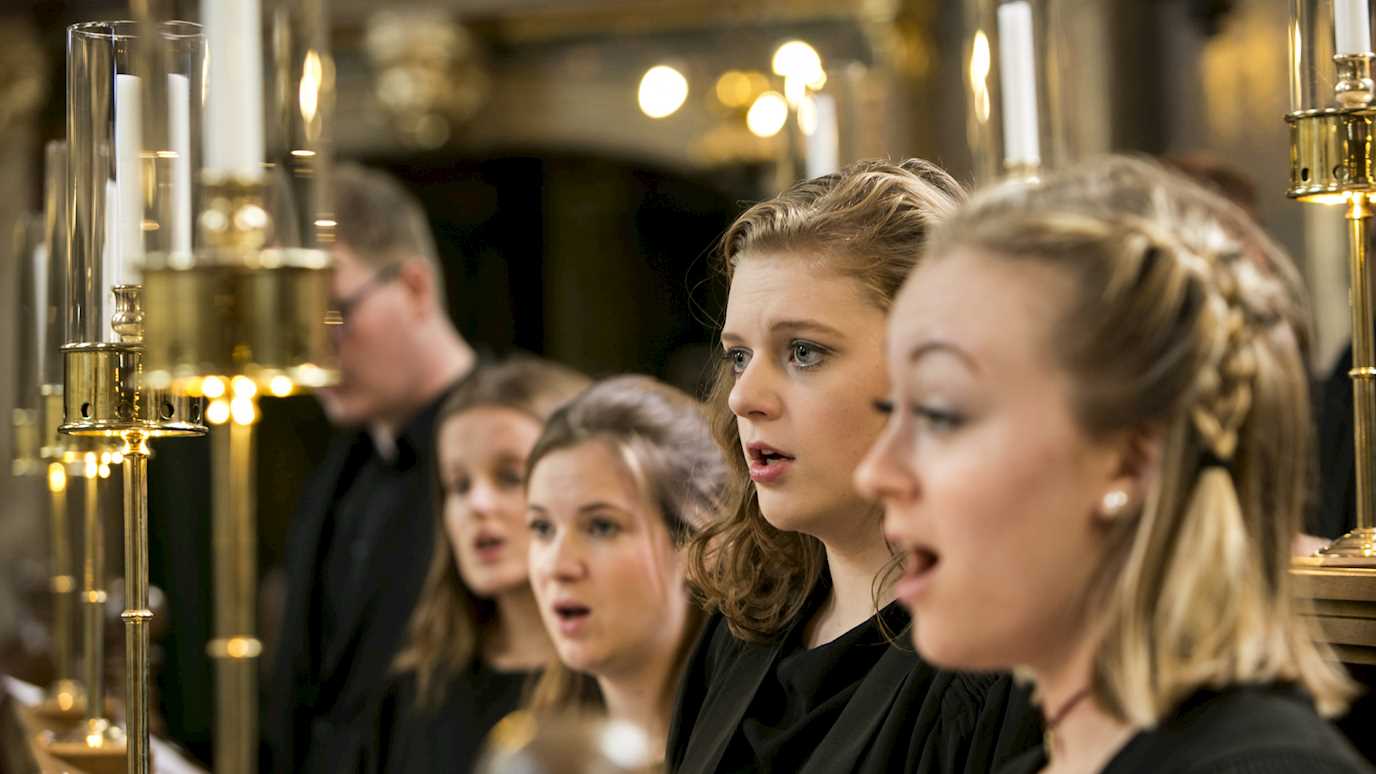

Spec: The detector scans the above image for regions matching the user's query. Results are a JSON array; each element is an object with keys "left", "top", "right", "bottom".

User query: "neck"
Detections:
[
  {"left": 484, "top": 588, "right": 552, "bottom": 671},
  {"left": 805, "top": 512, "right": 894, "bottom": 648},
  {"left": 1030, "top": 632, "right": 1135, "bottom": 773},
  {"left": 595, "top": 642, "right": 682, "bottom": 763},
  {"left": 369, "top": 325, "right": 475, "bottom": 442}
]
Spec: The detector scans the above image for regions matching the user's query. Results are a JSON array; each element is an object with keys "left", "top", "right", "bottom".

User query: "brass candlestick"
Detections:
[
  {"left": 1287, "top": 3, "right": 1376, "bottom": 563},
  {"left": 61, "top": 21, "right": 209, "bottom": 774},
  {"left": 138, "top": 1, "right": 337, "bottom": 770}
]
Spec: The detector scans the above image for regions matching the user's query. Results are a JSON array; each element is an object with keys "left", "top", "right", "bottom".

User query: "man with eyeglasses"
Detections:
[{"left": 266, "top": 164, "right": 477, "bottom": 774}]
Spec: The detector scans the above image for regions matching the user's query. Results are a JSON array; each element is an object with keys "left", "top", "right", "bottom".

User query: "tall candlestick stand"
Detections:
[
  {"left": 139, "top": 3, "right": 336, "bottom": 772},
  {"left": 1288, "top": 2, "right": 1376, "bottom": 564},
  {"left": 61, "top": 21, "right": 208, "bottom": 774}
]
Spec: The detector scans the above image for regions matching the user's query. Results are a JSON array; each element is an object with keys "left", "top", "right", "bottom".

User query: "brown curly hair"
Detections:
[{"left": 686, "top": 159, "right": 966, "bottom": 642}]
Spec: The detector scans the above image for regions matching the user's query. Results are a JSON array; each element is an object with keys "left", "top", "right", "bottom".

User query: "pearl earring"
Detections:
[{"left": 1101, "top": 489, "right": 1130, "bottom": 518}]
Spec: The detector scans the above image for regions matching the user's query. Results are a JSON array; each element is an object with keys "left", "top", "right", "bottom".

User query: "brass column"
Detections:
[
  {"left": 44, "top": 460, "right": 82, "bottom": 718},
  {"left": 210, "top": 416, "right": 259, "bottom": 774},
  {"left": 120, "top": 430, "right": 151, "bottom": 774}
]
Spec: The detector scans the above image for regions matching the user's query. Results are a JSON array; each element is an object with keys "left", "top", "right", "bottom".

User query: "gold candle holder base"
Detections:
[
  {"left": 141, "top": 256, "right": 336, "bottom": 394},
  {"left": 1313, "top": 528, "right": 1376, "bottom": 566},
  {"left": 33, "top": 680, "right": 85, "bottom": 726},
  {"left": 61, "top": 344, "right": 205, "bottom": 438},
  {"left": 44, "top": 719, "right": 127, "bottom": 774},
  {"left": 1286, "top": 108, "right": 1376, "bottom": 202}
]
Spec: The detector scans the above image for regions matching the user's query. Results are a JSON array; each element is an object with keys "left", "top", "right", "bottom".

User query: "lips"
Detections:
[
  {"left": 894, "top": 546, "right": 940, "bottom": 608},
  {"left": 745, "top": 442, "right": 796, "bottom": 485},
  {"left": 471, "top": 533, "right": 506, "bottom": 563},
  {"left": 551, "top": 599, "right": 592, "bottom": 637}
]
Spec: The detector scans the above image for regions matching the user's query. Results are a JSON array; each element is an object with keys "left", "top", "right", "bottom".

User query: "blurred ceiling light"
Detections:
[
  {"left": 639, "top": 64, "right": 689, "bottom": 119},
  {"left": 747, "top": 91, "right": 789, "bottom": 138},
  {"left": 365, "top": 10, "right": 488, "bottom": 149},
  {"left": 772, "top": 40, "right": 826, "bottom": 90},
  {"left": 715, "top": 70, "right": 754, "bottom": 108}
]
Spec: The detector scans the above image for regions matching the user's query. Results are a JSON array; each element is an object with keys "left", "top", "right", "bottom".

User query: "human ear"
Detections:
[{"left": 1094, "top": 425, "right": 1162, "bottom": 524}]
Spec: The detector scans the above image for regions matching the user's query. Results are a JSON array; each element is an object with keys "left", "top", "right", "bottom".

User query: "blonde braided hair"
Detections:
[{"left": 927, "top": 155, "right": 1354, "bottom": 726}]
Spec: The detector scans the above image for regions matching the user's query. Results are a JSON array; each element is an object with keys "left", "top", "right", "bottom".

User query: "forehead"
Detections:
[
  {"left": 723, "top": 252, "right": 881, "bottom": 331},
  {"left": 439, "top": 406, "right": 541, "bottom": 456},
  {"left": 893, "top": 250, "right": 1073, "bottom": 370},
  {"left": 527, "top": 440, "right": 646, "bottom": 510}
]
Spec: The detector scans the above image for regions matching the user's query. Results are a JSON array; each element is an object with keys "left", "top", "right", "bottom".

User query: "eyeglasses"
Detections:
[{"left": 324, "top": 262, "right": 403, "bottom": 328}]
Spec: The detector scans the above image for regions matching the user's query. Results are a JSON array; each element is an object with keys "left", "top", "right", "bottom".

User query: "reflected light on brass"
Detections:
[
  {"left": 638, "top": 65, "right": 688, "bottom": 119},
  {"left": 747, "top": 91, "right": 789, "bottom": 138},
  {"left": 969, "top": 30, "right": 992, "bottom": 124},
  {"left": 300, "top": 50, "right": 322, "bottom": 124}
]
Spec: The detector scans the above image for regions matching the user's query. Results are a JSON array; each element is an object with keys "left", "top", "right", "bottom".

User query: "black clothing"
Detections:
[
  {"left": 265, "top": 381, "right": 466, "bottom": 774},
  {"left": 997, "top": 684, "right": 1373, "bottom": 774},
  {"left": 667, "top": 594, "right": 1042, "bottom": 774},
  {"left": 365, "top": 664, "right": 532, "bottom": 774},
  {"left": 1317, "top": 346, "right": 1357, "bottom": 539}
]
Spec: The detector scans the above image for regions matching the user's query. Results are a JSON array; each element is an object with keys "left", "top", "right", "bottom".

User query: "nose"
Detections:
[
  {"left": 727, "top": 358, "right": 782, "bottom": 420},
  {"left": 534, "top": 530, "right": 587, "bottom": 584},
  {"left": 465, "top": 480, "right": 502, "bottom": 519},
  {"left": 855, "top": 417, "right": 918, "bottom": 509}
]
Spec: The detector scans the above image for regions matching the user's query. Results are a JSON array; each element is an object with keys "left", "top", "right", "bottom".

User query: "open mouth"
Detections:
[
  {"left": 472, "top": 534, "right": 506, "bottom": 560},
  {"left": 553, "top": 601, "right": 591, "bottom": 622},
  {"left": 895, "top": 546, "right": 940, "bottom": 604},
  {"left": 746, "top": 442, "right": 796, "bottom": 484}
]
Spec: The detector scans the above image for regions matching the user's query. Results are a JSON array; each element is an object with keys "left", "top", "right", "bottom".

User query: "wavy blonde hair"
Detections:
[
  {"left": 926, "top": 156, "right": 1353, "bottom": 724},
  {"left": 687, "top": 159, "right": 966, "bottom": 642},
  {"left": 393, "top": 356, "right": 590, "bottom": 709},
  {"left": 524, "top": 376, "right": 727, "bottom": 715}
]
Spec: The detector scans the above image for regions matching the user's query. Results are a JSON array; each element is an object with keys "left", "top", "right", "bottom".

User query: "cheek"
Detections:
[{"left": 443, "top": 497, "right": 466, "bottom": 547}]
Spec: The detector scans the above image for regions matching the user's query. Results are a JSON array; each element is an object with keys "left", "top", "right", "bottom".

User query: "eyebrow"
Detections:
[
  {"left": 721, "top": 318, "right": 847, "bottom": 344},
  {"left": 908, "top": 341, "right": 980, "bottom": 373}
]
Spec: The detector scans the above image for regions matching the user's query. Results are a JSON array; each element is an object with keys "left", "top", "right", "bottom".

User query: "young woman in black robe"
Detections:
[
  {"left": 363, "top": 357, "right": 589, "bottom": 773},
  {"left": 857, "top": 156, "right": 1372, "bottom": 773},
  {"left": 666, "top": 159, "right": 1043, "bottom": 774}
]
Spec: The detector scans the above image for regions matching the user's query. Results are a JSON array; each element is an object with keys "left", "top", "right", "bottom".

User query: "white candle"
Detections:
[
  {"left": 1336, "top": 0, "right": 1373, "bottom": 56},
  {"left": 114, "top": 73, "right": 144, "bottom": 285},
  {"left": 805, "top": 94, "right": 839, "bottom": 179},
  {"left": 997, "top": 0, "right": 1041, "bottom": 167},
  {"left": 204, "top": 0, "right": 264, "bottom": 177},
  {"left": 168, "top": 73, "right": 193, "bottom": 253},
  {"left": 101, "top": 179, "right": 119, "bottom": 327}
]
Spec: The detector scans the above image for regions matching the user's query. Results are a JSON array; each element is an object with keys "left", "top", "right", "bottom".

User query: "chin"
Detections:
[
  {"left": 914, "top": 624, "right": 1003, "bottom": 673},
  {"left": 756, "top": 490, "right": 834, "bottom": 536}
]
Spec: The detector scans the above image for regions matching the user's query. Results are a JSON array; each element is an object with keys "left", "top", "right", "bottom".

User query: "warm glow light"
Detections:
[
  {"left": 207, "top": 399, "right": 231, "bottom": 425},
  {"left": 715, "top": 70, "right": 755, "bottom": 108},
  {"left": 784, "top": 75, "right": 806, "bottom": 108},
  {"left": 970, "top": 30, "right": 992, "bottom": 124},
  {"left": 772, "top": 40, "right": 826, "bottom": 90},
  {"left": 300, "top": 50, "right": 323, "bottom": 123},
  {"left": 746, "top": 91, "right": 789, "bottom": 138},
  {"left": 290, "top": 149, "right": 317, "bottom": 157},
  {"left": 230, "top": 397, "right": 258, "bottom": 426},
  {"left": 638, "top": 65, "right": 689, "bottom": 119},
  {"left": 84, "top": 452, "right": 98, "bottom": 480},
  {"left": 48, "top": 462, "right": 66, "bottom": 493},
  {"left": 203, "top": 376, "right": 226, "bottom": 399},
  {"left": 1299, "top": 192, "right": 1355, "bottom": 206},
  {"left": 270, "top": 375, "right": 294, "bottom": 397},
  {"left": 231, "top": 375, "right": 258, "bottom": 399},
  {"left": 797, "top": 95, "right": 819, "bottom": 136},
  {"left": 111, "top": 451, "right": 124, "bottom": 465},
  {"left": 99, "top": 463, "right": 111, "bottom": 479}
]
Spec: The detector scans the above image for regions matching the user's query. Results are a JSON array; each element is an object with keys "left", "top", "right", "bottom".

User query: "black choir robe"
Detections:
[
  {"left": 666, "top": 592, "right": 1042, "bottom": 774},
  {"left": 264, "top": 380, "right": 465, "bottom": 774},
  {"left": 997, "top": 684, "right": 1372, "bottom": 774}
]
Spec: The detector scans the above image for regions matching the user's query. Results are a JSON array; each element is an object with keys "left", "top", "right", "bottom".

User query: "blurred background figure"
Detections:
[
  {"left": 369, "top": 356, "right": 589, "bottom": 774},
  {"left": 265, "top": 164, "right": 478, "bottom": 774}
]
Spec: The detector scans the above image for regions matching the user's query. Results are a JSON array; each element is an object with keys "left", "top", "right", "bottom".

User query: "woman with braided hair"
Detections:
[{"left": 856, "top": 156, "right": 1373, "bottom": 773}]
